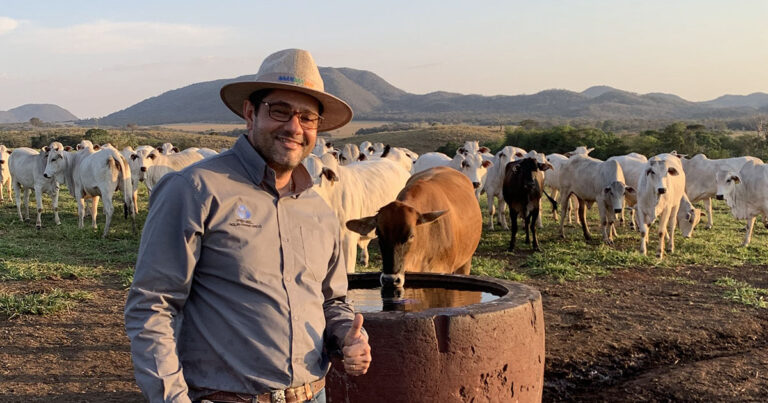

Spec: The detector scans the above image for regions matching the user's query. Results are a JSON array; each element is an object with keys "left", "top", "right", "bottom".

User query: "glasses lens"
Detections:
[
  {"left": 299, "top": 112, "right": 320, "bottom": 128},
  {"left": 268, "top": 104, "right": 292, "bottom": 122}
]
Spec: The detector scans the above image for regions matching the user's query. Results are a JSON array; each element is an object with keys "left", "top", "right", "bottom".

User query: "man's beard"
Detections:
[{"left": 250, "top": 126, "right": 312, "bottom": 174}]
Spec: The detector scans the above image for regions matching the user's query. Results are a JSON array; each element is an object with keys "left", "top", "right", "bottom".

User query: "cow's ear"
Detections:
[
  {"left": 625, "top": 186, "right": 635, "bottom": 194},
  {"left": 538, "top": 162, "right": 554, "bottom": 171},
  {"left": 326, "top": 142, "right": 333, "bottom": 148},
  {"left": 357, "top": 154, "right": 367, "bottom": 161},
  {"left": 93, "top": 144, "right": 101, "bottom": 150},
  {"left": 667, "top": 167, "right": 680, "bottom": 176},
  {"left": 156, "top": 146, "right": 163, "bottom": 152},
  {"left": 479, "top": 146, "right": 490, "bottom": 153},
  {"left": 346, "top": 215, "right": 377, "bottom": 235},
  {"left": 481, "top": 160, "right": 493, "bottom": 168},
  {"left": 515, "top": 152, "right": 524, "bottom": 158},
  {"left": 321, "top": 167, "right": 339, "bottom": 182},
  {"left": 64, "top": 146, "right": 72, "bottom": 151},
  {"left": 731, "top": 175, "right": 741, "bottom": 184},
  {"left": 418, "top": 210, "right": 448, "bottom": 225},
  {"left": 457, "top": 147, "right": 466, "bottom": 154},
  {"left": 586, "top": 147, "right": 595, "bottom": 154},
  {"left": 330, "top": 150, "right": 339, "bottom": 159},
  {"left": 172, "top": 147, "right": 179, "bottom": 153},
  {"left": 645, "top": 168, "right": 653, "bottom": 176},
  {"left": 700, "top": 210, "right": 707, "bottom": 217},
  {"left": 6, "top": 149, "right": 11, "bottom": 154},
  {"left": 43, "top": 146, "right": 49, "bottom": 152},
  {"left": 564, "top": 152, "right": 573, "bottom": 158}
]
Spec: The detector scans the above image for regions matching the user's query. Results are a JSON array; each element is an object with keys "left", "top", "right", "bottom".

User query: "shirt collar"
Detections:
[{"left": 232, "top": 134, "right": 313, "bottom": 197}]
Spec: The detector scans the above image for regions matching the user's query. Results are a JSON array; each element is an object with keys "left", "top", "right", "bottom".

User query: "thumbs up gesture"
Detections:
[{"left": 342, "top": 313, "right": 371, "bottom": 376}]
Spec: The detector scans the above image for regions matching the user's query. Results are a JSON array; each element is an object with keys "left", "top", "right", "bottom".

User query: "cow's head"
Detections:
[
  {"left": 644, "top": 158, "right": 679, "bottom": 199},
  {"left": 453, "top": 153, "right": 493, "bottom": 190},
  {"left": 715, "top": 169, "right": 740, "bottom": 202},
  {"left": 678, "top": 205, "right": 705, "bottom": 238},
  {"left": 506, "top": 157, "right": 553, "bottom": 193},
  {"left": 346, "top": 201, "right": 447, "bottom": 289},
  {"left": 43, "top": 142, "right": 67, "bottom": 180}
]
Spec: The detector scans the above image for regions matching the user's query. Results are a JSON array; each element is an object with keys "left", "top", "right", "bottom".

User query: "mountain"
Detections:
[
  {"left": 703, "top": 93, "right": 768, "bottom": 109},
  {"left": 91, "top": 67, "right": 766, "bottom": 127},
  {"left": 0, "top": 104, "right": 78, "bottom": 123}
]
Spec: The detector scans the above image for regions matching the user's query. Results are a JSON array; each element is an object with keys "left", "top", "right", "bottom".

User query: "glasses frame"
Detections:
[{"left": 261, "top": 102, "right": 323, "bottom": 129}]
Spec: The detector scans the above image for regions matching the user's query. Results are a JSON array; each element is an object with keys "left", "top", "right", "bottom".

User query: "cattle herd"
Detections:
[{"left": 1, "top": 136, "right": 767, "bottom": 283}]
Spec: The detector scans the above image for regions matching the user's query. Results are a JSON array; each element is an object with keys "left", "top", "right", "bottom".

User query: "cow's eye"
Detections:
[{"left": 726, "top": 179, "right": 731, "bottom": 183}]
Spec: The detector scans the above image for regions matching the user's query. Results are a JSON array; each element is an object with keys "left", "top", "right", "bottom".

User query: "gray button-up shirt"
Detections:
[{"left": 125, "top": 135, "right": 356, "bottom": 402}]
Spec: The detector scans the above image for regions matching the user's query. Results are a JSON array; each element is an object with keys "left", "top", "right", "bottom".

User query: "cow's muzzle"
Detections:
[
  {"left": 380, "top": 273, "right": 404, "bottom": 287},
  {"left": 0, "top": 160, "right": 4, "bottom": 164},
  {"left": 43, "top": 173, "right": 50, "bottom": 178},
  {"left": 716, "top": 194, "right": 724, "bottom": 200},
  {"left": 472, "top": 182, "right": 481, "bottom": 189},
  {"left": 614, "top": 208, "right": 622, "bottom": 214},
  {"left": 140, "top": 167, "right": 147, "bottom": 172},
  {"left": 657, "top": 188, "right": 667, "bottom": 195}
]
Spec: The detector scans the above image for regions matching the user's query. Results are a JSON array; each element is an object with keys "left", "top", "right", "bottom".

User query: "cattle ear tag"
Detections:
[{"left": 417, "top": 210, "right": 447, "bottom": 225}]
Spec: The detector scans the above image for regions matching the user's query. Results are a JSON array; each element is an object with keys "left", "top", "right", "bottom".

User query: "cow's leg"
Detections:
[
  {"left": 76, "top": 197, "right": 86, "bottom": 229},
  {"left": 52, "top": 188, "right": 61, "bottom": 226},
  {"left": 357, "top": 238, "right": 370, "bottom": 266},
  {"left": 456, "top": 258, "right": 472, "bottom": 275},
  {"left": 530, "top": 208, "right": 540, "bottom": 251},
  {"left": 23, "top": 188, "right": 31, "bottom": 221},
  {"left": 558, "top": 191, "right": 569, "bottom": 238},
  {"left": 743, "top": 216, "right": 756, "bottom": 246},
  {"left": 101, "top": 195, "right": 113, "bottom": 238},
  {"left": 599, "top": 205, "right": 613, "bottom": 245},
  {"left": 579, "top": 198, "right": 591, "bottom": 241},
  {"left": 342, "top": 231, "right": 359, "bottom": 273},
  {"left": 537, "top": 199, "right": 544, "bottom": 228},
  {"left": 488, "top": 194, "right": 497, "bottom": 231},
  {"left": 638, "top": 214, "right": 649, "bottom": 255},
  {"left": 550, "top": 189, "right": 560, "bottom": 221},
  {"left": 705, "top": 197, "right": 713, "bottom": 229},
  {"left": 508, "top": 210, "right": 519, "bottom": 251},
  {"left": 523, "top": 209, "right": 531, "bottom": 245},
  {"left": 567, "top": 195, "right": 574, "bottom": 225},
  {"left": 33, "top": 186, "right": 44, "bottom": 229},
  {"left": 132, "top": 190, "right": 139, "bottom": 215},
  {"left": 667, "top": 206, "right": 679, "bottom": 253},
  {"left": 8, "top": 181, "right": 13, "bottom": 203},
  {"left": 498, "top": 197, "right": 509, "bottom": 230},
  {"left": 90, "top": 195, "right": 100, "bottom": 229},
  {"left": 13, "top": 183, "right": 24, "bottom": 221},
  {"left": 657, "top": 209, "right": 672, "bottom": 259}
]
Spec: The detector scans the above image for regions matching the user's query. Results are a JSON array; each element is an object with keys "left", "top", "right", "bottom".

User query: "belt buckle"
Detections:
[{"left": 270, "top": 390, "right": 286, "bottom": 403}]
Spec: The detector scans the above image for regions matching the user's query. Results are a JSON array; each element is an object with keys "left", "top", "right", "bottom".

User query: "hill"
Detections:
[
  {"left": 89, "top": 67, "right": 767, "bottom": 127},
  {"left": 0, "top": 104, "right": 78, "bottom": 123}
]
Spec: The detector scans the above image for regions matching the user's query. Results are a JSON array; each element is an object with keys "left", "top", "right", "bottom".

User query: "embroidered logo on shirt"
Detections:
[
  {"left": 236, "top": 204, "right": 251, "bottom": 220},
  {"left": 230, "top": 204, "right": 262, "bottom": 228}
]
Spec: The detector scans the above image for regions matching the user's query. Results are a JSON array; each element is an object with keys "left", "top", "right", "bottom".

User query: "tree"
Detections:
[{"left": 29, "top": 117, "right": 43, "bottom": 126}]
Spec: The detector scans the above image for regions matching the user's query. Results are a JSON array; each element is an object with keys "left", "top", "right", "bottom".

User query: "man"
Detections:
[{"left": 125, "top": 49, "right": 371, "bottom": 403}]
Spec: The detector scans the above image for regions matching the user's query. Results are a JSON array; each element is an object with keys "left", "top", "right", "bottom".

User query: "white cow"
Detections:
[
  {"left": 413, "top": 152, "right": 492, "bottom": 198},
  {"left": 484, "top": 148, "right": 517, "bottom": 230},
  {"left": 677, "top": 193, "right": 704, "bottom": 238},
  {"left": 359, "top": 141, "right": 374, "bottom": 156},
  {"left": 715, "top": 161, "right": 768, "bottom": 246},
  {"left": 635, "top": 155, "right": 685, "bottom": 258},
  {"left": 457, "top": 140, "right": 491, "bottom": 156},
  {"left": 607, "top": 153, "right": 648, "bottom": 228},
  {"left": 0, "top": 145, "right": 12, "bottom": 203},
  {"left": 564, "top": 146, "right": 595, "bottom": 157},
  {"left": 157, "top": 143, "right": 179, "bottom": 155},
  {"left": 681, "top": 154, "right": 763, "bottom": 229},
  {"left": 544, "top": 153, "right": 574, "bottom": 224},
  {"left": 137, "top": 148, "right": 206, "bottom": 193},
  {"left": 43, "top": 141, "right": 98, "bottom": 216},
  {"left": 338, "top": 143, "right": 360, "bottom": 166},
  {"left": 312, "top": 137, "right": 335, "bottom": 157},
  {"left": 74, "top": 145, "right": 135, "bottom": 237},
  {"left": 8, "top": 147, "right": 61, "bottom": 228},
  {"left": 362, "top": 146, "right": 415, "bottom": 173},
  {"left": 557, "top": 155, "right": 634, "bottom": 244},
  {"left": 305, "top": 152, "right": 411, "bottom": 273}
]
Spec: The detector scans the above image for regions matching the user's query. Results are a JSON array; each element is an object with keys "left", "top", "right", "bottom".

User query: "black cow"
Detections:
[{"left": 502, "top": 157, "right": 554, "bottom": 251}]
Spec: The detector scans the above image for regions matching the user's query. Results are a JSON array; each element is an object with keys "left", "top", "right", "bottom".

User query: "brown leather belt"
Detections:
[{"left": 201, "top": 377, "right": 325, "bottom": 403}]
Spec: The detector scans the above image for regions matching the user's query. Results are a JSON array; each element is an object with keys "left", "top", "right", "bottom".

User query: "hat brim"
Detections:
[{"left": 220, "top": 82, "right": 353, "bottom": 132}]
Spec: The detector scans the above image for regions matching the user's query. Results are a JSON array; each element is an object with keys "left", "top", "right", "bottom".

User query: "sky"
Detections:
[{"left": 1, "top": 0, "right": 766, "bottom": 119}]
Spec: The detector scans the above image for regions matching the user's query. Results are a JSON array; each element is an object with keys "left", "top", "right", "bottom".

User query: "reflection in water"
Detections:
[{"left": 348, "top": 286, "right": 499, "bottom": 313}]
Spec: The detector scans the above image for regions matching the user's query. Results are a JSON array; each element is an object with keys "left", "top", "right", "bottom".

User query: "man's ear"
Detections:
[{"left": 243, "top": 100, "right": 255, "bottom": 130}]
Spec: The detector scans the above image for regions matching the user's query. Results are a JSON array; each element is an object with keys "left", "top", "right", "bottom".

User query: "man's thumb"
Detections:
[{"left": 344, "top": 313, "right": 364, "bottom": 343}]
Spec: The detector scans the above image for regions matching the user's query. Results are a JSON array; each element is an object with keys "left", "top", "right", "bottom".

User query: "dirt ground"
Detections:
[{"left": 1, "top": 264, "right": 767, "bottom": 402}]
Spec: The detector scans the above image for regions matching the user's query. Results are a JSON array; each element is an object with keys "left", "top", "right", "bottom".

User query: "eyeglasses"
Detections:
[{"left": 261, "top": 102, "right": 323, "bottom": 129}]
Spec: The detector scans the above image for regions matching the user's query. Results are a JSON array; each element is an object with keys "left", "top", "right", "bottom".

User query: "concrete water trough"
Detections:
[{"left": 327, "top": 272, "right": 545, "bottom": 402}]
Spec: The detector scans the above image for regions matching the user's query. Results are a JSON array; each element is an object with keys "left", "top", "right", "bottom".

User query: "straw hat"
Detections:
[{"left": 220, "top": 49, "right": 353, "bottom": 131}]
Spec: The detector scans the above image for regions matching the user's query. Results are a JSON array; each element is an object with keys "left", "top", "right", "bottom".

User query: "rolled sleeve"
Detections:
[{"left": 125, "top": 173, "right": 205, "bottom": 403}]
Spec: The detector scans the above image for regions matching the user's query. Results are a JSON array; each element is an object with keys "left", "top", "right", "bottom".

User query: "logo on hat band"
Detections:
[{"left": 278, "top": 75, "right": 316, "bottom": 89}]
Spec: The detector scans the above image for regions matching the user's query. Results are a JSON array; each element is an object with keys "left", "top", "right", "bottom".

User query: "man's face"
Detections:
[{"left": 244, "top": 89, "right": 319, "bottom": 174}]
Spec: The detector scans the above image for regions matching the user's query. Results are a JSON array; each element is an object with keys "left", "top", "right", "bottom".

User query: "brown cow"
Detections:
[{"left": 346, "top": 166, "right": 482, "bottom": 288}]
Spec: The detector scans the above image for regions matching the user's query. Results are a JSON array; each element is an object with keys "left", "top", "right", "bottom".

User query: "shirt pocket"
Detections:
[{"left": 300, "top": 225, "right": 333, "bottom": 283}]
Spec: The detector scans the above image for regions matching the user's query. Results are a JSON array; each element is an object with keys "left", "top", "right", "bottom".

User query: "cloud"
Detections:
[
  {"left": 15, "top": 20, "right": 234, "bottom": 55},
  {"left": 0, "top": 16, "right": 19, "bottom": 35}
]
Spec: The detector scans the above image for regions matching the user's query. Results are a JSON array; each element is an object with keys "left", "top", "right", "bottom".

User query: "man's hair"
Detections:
[{"left": 247, "top": 89, "right": 324, "bottom": 116}]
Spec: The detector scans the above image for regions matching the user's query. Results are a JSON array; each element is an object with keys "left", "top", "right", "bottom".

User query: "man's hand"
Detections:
[{"left": 342, "top": 313, "right": 371, "bottom": 376}]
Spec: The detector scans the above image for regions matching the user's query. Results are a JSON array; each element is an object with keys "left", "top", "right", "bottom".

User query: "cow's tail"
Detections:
[
  {"left": 109, "top": 150, "right": 136, "bottom": 231},
  {"left": 543, "top": 189, "right": 558, "bottom": 214}
]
